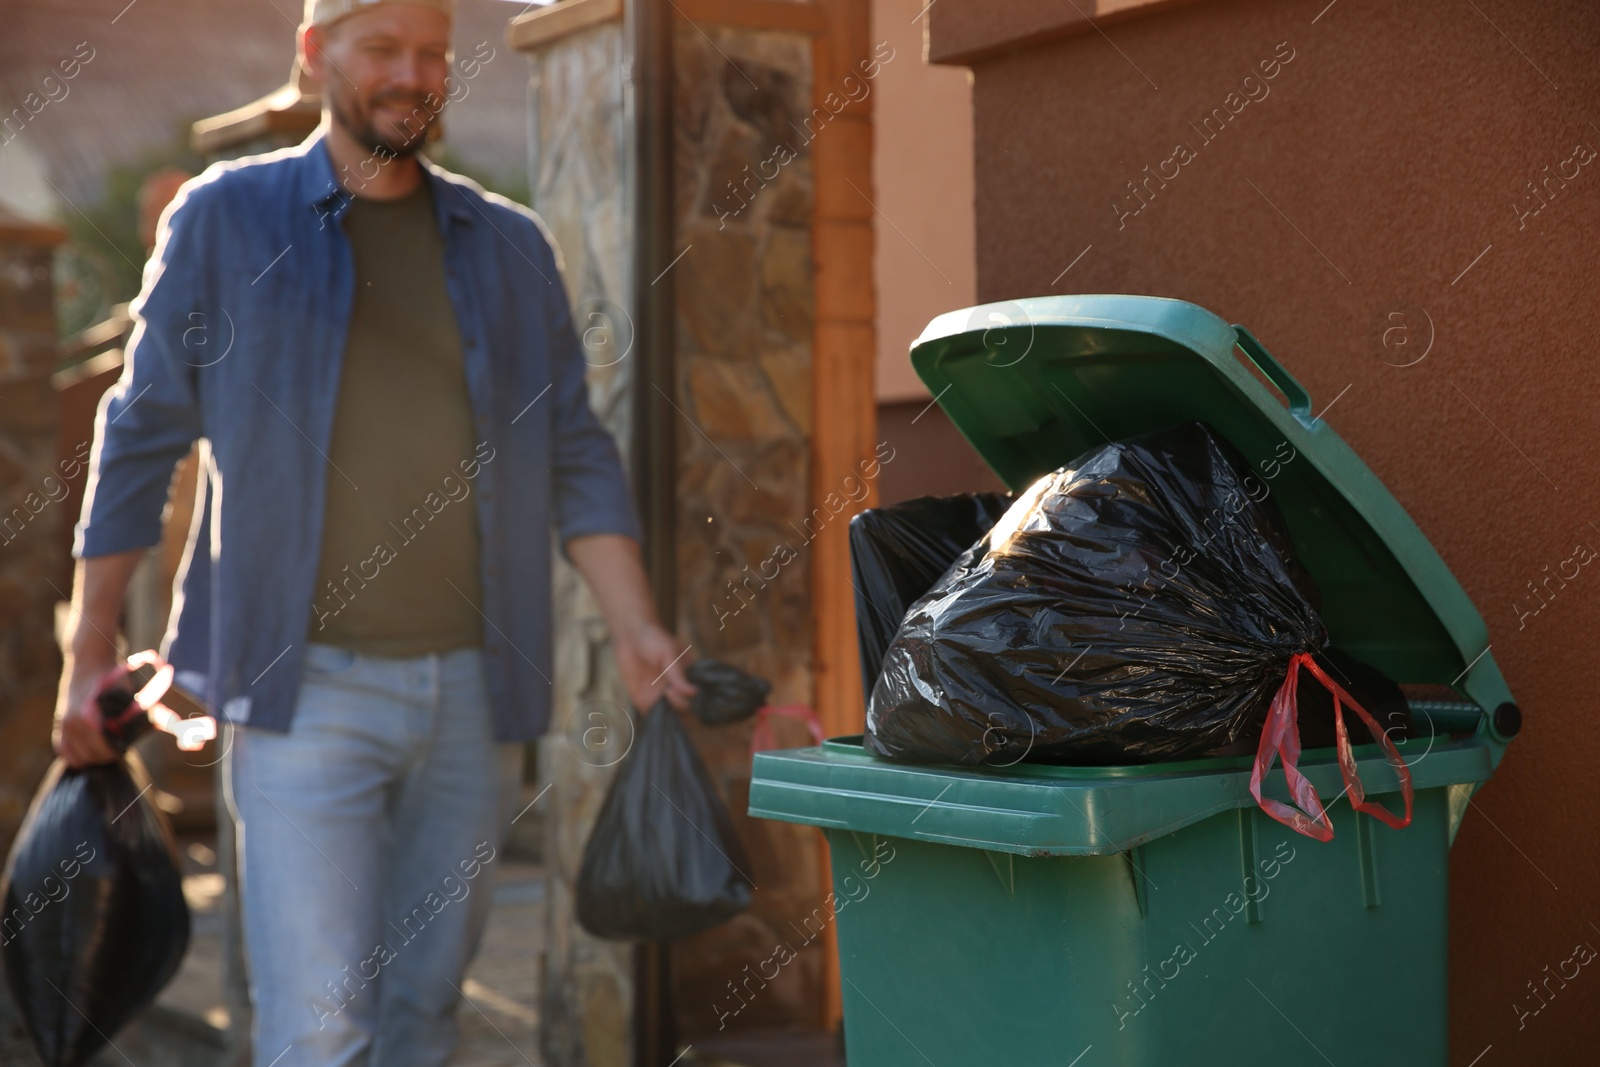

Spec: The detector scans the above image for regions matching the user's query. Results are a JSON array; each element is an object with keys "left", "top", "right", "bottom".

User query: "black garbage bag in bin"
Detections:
[
  {"left": 1, "top": 747, "right": 189, "bottom": 1067},
  {"left": 866, "top": 421, "right": 1331, "bottom": 767},
  {"left": 1297, "top": 648, "right": 1412, "bottom": 750},
  {"left": 577, "top": 699, "right": 754, "bottom": 941},
  {"left": 848, "top": 492, "right": 1012, "bottom": 705}
]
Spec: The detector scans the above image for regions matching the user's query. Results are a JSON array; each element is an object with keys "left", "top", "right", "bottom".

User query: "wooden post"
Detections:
[{"left": 808, "top": 0, "right": 876, "bottom": 1032}]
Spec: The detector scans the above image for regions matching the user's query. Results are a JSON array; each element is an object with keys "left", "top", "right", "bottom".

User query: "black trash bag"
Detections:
[
  {"left": 1206, "top": 647, "right": 1411, "bottom": 756},
  {"left": 576, "top": 700, "right": 754, "bottom": 940},
  {"left": 2, "top": 686, "right": 189, "bottom": 1067},
  {"left": 687, "top": 659, "right": 771, "bottom": 726},
  {"left": 866, "top": 421, "right": 1329, "bottom": 767},
  {"left": 848, "top": 492, "right": 1013, "bottom": 705},
  {"left": 1298, "top": 648, "right": 1412, "bottom": 748}
]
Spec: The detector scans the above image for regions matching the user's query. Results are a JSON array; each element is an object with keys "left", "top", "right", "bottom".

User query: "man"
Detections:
[{"left": 53, "top": 1, "right": 693, "bottom": 1064}]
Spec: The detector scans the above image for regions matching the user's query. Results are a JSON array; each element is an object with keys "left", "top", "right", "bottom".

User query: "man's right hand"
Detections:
[
  {"left": 54, "top": 652, "right": 122, "bottom": 768},
  {"left": 54, "top": 552, "right": 146, "bottom": 768}
]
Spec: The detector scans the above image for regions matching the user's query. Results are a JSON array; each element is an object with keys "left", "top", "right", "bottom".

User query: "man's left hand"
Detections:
[
  {"left": 564, "top": 533, "right": 697, "bottom": 713},
  {"left": 615, "top": 621, "right": 696, "bottom": 713}
]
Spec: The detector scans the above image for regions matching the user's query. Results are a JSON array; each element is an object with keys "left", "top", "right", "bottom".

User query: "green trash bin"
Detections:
[{"left": 748, "top": 295, "right": 1518, "bottom": 1066}]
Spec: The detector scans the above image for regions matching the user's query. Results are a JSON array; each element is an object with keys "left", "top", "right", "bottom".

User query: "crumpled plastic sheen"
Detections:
[
  {"left": 848, "top": 491, "right": 1013, "bottom": 705},
  {"left": 576, "top": 699, "right": 753, "bottom": 941},
  {"left": 2, "top": 743, "right": 189, "bottom": 1067},
  {"left": 866, "top": 422, "right": 1327, "bottom": 767}
]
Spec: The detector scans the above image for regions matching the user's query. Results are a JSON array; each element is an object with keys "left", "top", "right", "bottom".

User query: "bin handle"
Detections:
[{"left": 1232, "top": 326, "right": 1314, "bottom": 426}]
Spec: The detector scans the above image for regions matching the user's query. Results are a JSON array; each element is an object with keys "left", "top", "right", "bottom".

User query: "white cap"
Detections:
[{"left": 303, "top": 0, "right": 453, "bottom": 30}]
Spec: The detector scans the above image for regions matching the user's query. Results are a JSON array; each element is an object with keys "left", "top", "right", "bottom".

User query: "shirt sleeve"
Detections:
[
  {"left": 74, "top": 182, "right": 209, "bottom": 558},
  {"left": 541, "top": 250, "right": 643, "bottom": 554}
]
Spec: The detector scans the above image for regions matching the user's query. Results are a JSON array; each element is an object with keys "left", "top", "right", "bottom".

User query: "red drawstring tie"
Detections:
[
  {"left": 97, "top": 651, "right": 217, "bottom": 752},
  {"left": 750, "top": 704, "right": 824, "bottom": 756},
  {"left": 1250, "top": 651, "right": 1414, "bottom": 842}
]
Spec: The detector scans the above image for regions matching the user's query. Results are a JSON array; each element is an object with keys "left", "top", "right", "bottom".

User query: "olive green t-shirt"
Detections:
[{"left": 306, "top": 181, "right": 485, "bottom": 655}]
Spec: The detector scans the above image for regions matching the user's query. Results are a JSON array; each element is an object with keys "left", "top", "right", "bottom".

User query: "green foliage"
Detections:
[{"left": 55, "top": 130, "right": 205, "bottom": 340}]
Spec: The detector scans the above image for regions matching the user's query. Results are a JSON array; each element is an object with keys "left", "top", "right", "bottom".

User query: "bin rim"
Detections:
[{"left": 749, "top": 730, "right": 1493, "bottom": 856}]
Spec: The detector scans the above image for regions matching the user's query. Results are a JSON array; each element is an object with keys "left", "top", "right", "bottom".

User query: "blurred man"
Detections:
[{"left": 54, "top": 2, "right": 692, "bottom": 1064}]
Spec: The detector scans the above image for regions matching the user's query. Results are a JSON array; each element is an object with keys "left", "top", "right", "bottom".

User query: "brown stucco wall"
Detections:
[
  {"left": 939, "top": 0, "right": 1600, "bottom": 1060},
  {"left": 870, "top": 0, "right": 976, "bottom": 403}
]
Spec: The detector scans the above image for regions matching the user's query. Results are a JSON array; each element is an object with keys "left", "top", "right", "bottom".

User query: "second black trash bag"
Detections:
[
  {"left": 1, "top": 750, "right": 189, "bottom": 1067},
  {"left": 848, "top": 492, "right": 1013, "bottom": 706},
  {"left": 866, "top": 421, "right": 1327, "bottom": 767},
  {"left": 576, "top": 700, "right": 754, "bottom": 941}
]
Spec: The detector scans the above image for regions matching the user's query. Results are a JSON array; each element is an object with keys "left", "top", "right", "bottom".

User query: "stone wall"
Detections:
[
  {"left": 668, "top": 24, "right": 826, "bottom": 1039},
  {"left": 527, "top": 12, "right": 829, "bottom": 1057},
  {"left": 0, "top": 219, "right": 67, "bottom": 863},
  {"left": 526, "top": 21, "right": 639, "bottom": 1067}
]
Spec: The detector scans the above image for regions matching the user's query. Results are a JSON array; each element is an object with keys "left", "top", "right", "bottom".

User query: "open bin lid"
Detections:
[
  {"left": 749, "top": 296, "right": 1517, "bottom": 854},
  {"left": 908, "top": 295, "right": 1513, "bottom": 716}
]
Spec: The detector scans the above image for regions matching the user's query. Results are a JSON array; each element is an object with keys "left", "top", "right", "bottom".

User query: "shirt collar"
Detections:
[
  {"left": 420, "top": 153, "right": 476, "bottom": 227},
  {"left": 299, "top": 123, "right": 474, "bottom": 228}
]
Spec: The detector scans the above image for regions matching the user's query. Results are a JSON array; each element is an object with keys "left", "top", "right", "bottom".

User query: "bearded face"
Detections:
[
  {"left": 304, "top": 4, "right": 452, "bottom": 159},
  {"left": 327, "top": 78, "right": 440, "bottom": 158}
]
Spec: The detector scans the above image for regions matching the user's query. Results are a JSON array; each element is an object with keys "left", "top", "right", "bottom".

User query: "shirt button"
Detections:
[
  {"left": 479, "top": 415, "right": 489, "bottom": 425},
  {"left": 488, "top": 646, "right": 501, "bottom": 657}
]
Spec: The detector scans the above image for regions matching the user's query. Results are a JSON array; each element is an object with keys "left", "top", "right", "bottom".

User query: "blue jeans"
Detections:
[{"left": 222, "top": 643, "right": 525, "bottom": 1067}]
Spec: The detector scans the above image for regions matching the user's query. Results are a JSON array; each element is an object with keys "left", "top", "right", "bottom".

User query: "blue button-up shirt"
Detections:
[{"left": 74, "top": 127, "right": 641, "bottom": 742}]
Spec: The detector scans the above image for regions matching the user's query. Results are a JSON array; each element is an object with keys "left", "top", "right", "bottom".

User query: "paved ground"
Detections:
[
  {"left": 691, "top": 1032, "right": 845, "bottom": 1067},
  {"left": 449, "top": 869, "right": 545, "bottom": 1067},
  {"left": 38, "top": 838, "right": 836, "bottom": 1067},
  {"left": 162, "top": 855, "right": 547, "bottom": 1067}
]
